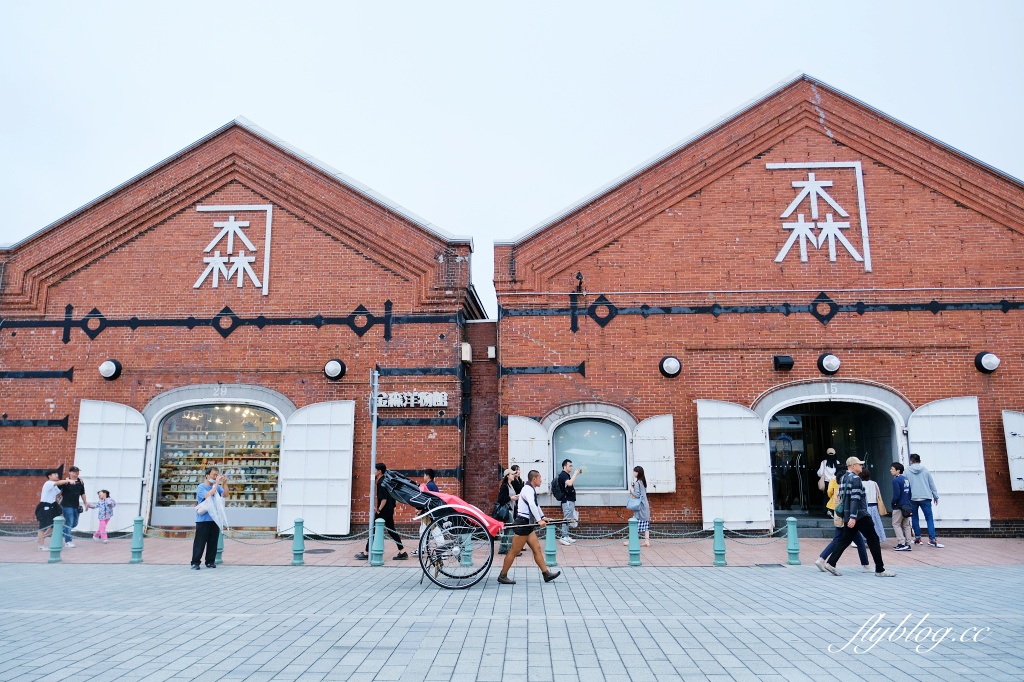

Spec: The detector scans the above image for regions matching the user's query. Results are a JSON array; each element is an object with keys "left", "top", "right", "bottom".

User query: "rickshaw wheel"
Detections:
[{"left": 418, "top": 512, "right": 494, "bottom": 589}]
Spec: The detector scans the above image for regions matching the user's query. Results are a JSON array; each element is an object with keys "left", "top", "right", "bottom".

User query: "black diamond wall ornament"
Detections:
[
  {"left": 212, "top": 307, "right": 241, "bottom": 339},
  {"left": 588, "top": 295, "right": 618, "bottom": 328},
  {"left": 346, "top": 304, "right": 376, "bottom": 336},
  {"left": 81, "top": 308, "right": 107, "bottom": 340},
  {"left": 809, "top": 292, "right": 838, "bottom": 326}
]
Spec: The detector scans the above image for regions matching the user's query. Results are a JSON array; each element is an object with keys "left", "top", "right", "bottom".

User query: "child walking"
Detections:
[{"left": 88, "top": 490, "right": 116, "bottom": 543}]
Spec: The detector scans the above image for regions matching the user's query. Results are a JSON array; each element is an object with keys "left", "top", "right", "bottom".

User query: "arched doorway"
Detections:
[{"left": 768, "top": 401, "right": 896, "bottom": 514}]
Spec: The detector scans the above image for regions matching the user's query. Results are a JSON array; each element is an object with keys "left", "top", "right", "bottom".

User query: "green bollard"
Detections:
[
  {"left": 628, "top": 518, "right": 641, "bottom": 566},
  {"left": 544, "top": 522, "right": 558, "bottom": 568},
  {"left": 216, "top": 529, "right": 225, "bottom": 564},
  {"left": 292, "top": 519, "right": 305, "bottom": 566},
  {"left": 786, "top": 517, "right": 801, "bottom": 565},
  {"left": 713, "top": 518, "right": 726, "bottom": 566},
  {"left": 370, "top": 518, "right": 385, "bottom": 566},
  {"left": 130, "top": 517, "right": 144, "bottom": 564},
  {"left": 460, "top": 533, "right": 473, "bottom": 567},
  {"left": 48, "top": 517, "right": 64, "bottom": 563}
]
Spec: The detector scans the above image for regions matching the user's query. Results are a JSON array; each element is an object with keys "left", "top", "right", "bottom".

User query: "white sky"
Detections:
[{"left": 2, "top": 2, "right": 1022, "bottom": 317}]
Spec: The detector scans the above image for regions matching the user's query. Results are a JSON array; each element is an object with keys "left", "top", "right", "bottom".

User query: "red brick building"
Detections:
[
  {"left": 494, "top": 76, "right": 1024, "bottom": 535},
  {"left": 0, "top": 118, "right": 484, "bottom": 534},
  {"left": 3, "top": 76, "right": 1023, "bottom": 538}
]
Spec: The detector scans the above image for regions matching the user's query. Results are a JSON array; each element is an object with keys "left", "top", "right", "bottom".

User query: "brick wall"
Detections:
[
  {"left": 494, "top": 77, "right": 1024, "bottom": 527},
  {"left": 0, "top": 124, "right": 477, "bottom": 529}
]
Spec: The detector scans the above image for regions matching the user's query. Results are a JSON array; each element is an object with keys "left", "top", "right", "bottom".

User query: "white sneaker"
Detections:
[
  {"left": 102, "top": 540, "right": 108, "bottom": 544},
  {"left": 65, "top": 542, "right": 76, "bottom": 548},
  {"left": 566, "top": 537, "right": 577, "bottom": 544},
  {"left": 558, "top": 537, "right": 572, "bottom": 546},
  {"left": 862, "top": 565, "right": 872, "bottom": 572},
  {"left": 93, "top": 536, "right": 101, "bottom": 542},
  {"left": 814, "top": 557, "right": 826, "bottom": 572}
]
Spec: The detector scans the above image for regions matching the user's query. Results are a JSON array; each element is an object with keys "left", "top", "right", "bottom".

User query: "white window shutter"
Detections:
[
  {"left": 278, "top": 401, "right": 355, "bottom": 535},
  {"left": 696, "top": 399, "right": 773, "bottom": 531},
  {"left": 507, "top": 415, "right": 551, "bottom": 487},
  {"left": 73, "top": 400, "right": 148, "bottom": 534},
  {"left": 633, "top": 414, "right": 675, "bottom": 493},
  {"left": 908, "top": 396, "right": 990, "bottom": 528},
  {"left": 1003, "top": 411, "right": 1024, "bottom": 492}
]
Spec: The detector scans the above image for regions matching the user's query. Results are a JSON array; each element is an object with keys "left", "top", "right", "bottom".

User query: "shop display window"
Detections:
[
  {"left": 157, "top": 405, "right": 281, "bottom": 509},
  {"left": 552, "top": 418, "right": 627, "bottom": 489}
]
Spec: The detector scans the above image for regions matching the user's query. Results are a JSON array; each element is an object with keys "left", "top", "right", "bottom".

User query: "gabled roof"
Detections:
[
  {"left": 2, "top": 117, "right": 472, "bottom": 252},
  {"left": 497, "top": 73, "right": 1024, "bottom": 247}
]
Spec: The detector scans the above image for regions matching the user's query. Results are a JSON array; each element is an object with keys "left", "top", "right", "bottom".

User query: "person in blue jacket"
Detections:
[{"left": 890, "top": 462, "right": 913, "bottom": 551}]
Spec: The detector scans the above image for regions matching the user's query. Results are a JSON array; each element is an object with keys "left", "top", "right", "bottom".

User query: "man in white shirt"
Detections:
[
  {"left": 496, "top": 470, "right": 561, "bottom": 585},
  {"left": 37, "top": 470, "right": 72, "bottom": 550}
]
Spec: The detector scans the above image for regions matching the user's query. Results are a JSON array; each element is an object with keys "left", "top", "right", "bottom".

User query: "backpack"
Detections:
[{"left": 550, "top": 477, "right": 565, "bottom": 502}]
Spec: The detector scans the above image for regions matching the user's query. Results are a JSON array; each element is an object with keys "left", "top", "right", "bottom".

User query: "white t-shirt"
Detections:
[
  {"left": 516, "top": 485, "right": 544, "bottom": 522},
  {"left": 863, "top": 480, "right": 879, "bottom": 504},
  {"left": 40, "top": 480, "right": 60, "bottom": 503}
]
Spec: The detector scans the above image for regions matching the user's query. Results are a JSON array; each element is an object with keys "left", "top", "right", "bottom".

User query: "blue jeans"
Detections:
[
  {"left": 911, "top": 499, "right": 936, "bottom": 541},
  {"left": 820, "top": 525, "right": 869, "bottom": 566},
  {"left": 61, "top": 506, "right": 80, "bottom": 543}
]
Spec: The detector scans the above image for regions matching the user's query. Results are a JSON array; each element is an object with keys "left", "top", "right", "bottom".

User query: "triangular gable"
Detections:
[
  {"left": 0, "top": 120, "right": 473, "bottom": 313},
  {"left": 494, "top": 74, "right": 1024, "bottom": 292}
]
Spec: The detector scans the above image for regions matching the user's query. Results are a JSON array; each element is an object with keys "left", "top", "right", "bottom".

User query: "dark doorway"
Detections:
[{"left": 768, "top": 402, "right": 895, "bottom": 514}]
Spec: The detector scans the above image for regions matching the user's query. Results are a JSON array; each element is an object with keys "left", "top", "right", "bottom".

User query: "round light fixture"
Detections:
[
  {"left": 975, "top": 352, "right": 1000, "bottom": 374},
  {"left": 659, "top": 356, "right": 681, "bottom": 378},
  {"left": 817, "top": 353, "right": 841, "bottom": 375},
  {"left": 324, "top": 359, "right": 346, "bottom": 380},
  {"left": 98, "top": 359, "right": 122, "bottom": 381}
]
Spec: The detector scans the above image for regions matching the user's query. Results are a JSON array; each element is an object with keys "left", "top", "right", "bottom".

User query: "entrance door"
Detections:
[
  {"left": 1004, "top": 411, "right": 1024, "bottom": 492},
  {"left": 908, "top": 397, "right": 990, "bottom": 528},
  {"left": 696, "top": 400, "right": 773, "bottom": 530},
  {"left": 277, "top": 401, "right": 355, "bottom": 535},
  {"left": 73, "top": 400, "right": 148, "bottom": 535}
]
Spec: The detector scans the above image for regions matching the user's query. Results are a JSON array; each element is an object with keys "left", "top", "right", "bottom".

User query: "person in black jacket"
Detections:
[
  {"left": 356, "top": 463, "right": 407, "bottom": 561},
  {"left": 821, "top": 457, "right": 895, "bottom": 577},
  {"left": 496, "top": 468, "right": 519, "bottom": 555}
]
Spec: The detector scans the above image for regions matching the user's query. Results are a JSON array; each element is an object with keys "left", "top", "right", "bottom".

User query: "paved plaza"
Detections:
[{"left": 2, "top": 542, "right": 1024, "bottom": 681}]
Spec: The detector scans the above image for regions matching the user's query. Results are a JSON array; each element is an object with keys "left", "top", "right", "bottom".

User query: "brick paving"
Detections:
[{"left": 2, "top": 530, "right": 1023, "bottom": 681}]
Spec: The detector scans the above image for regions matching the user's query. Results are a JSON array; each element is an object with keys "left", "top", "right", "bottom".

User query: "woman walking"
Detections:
[
  {"left": 625, "top": 466, "right": 651, "bottom": 547},
  {"left": 495, "top": 468, "right": 519, "bottom": 555},
  {"left": 496, "top": 470, "right": 561, "bottom": 585},
  {"left": 859, "top": 468, "right": 888, "bottom": 543}
]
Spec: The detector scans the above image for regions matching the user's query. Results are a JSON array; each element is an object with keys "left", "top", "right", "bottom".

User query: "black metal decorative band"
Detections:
[
  {"left": 375, "top": 365, "right": 462, "bottom": 377},
  {"left": 0, "top": 464, "right": 51, "bottom": 475},
  {"left": 0, "top": 416, "right": 69, "bottom": 430},
  {"left": 0, "top": 301, "right": 461, "bottom": 344},
  {"left": 498, "top": 415, "right": 541, "bottom": 428},
  {"left": 499, "top": 292, "right": 1024, "bottom": 328},
  {"left": 499, "top": 362, "right": 585, "bottom": 377},
  {"left": 393, "top": 466, "right": 463, "bottom": 481},
  {"left": 0, "top": 469, "right": 51, "bottom": 477},
  {"left": 377, "top": 417, "right": 462, "bottom": 428},
  {"left": 0, "top": 368, "right": 74, "bottom": 381}
]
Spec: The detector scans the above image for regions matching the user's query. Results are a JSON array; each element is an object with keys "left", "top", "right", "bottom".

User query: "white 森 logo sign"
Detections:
[
  {"left": 767, "top": 161, "right": 872, "bottom": 272},
  {"left": 193, "top": 204, "right": 274, "bottom": 295}
]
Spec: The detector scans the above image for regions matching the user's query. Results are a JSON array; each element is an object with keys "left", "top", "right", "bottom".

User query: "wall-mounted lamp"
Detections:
[
  {"left": 817, "top": 353, "right": 841, "bottom": 375},
  {"left": 98, "top": 359, "right": 122, "bottom": 381},
  {"left": 323, "top": 359, "right": 346, "bottom": 380},
  {"left": 975, "top": 352, "right": 1000, "bottom": 374},
  {"left": 659, "top": 356, "right": 681, "bottom": 378},
  {"left": 773, "top": 355, "right": 795, "bottom": 371}
]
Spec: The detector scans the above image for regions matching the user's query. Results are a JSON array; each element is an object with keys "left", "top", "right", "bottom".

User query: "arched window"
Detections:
[
  {"left": 156, "top": 404, "right": 281, "bottom": 510},
  {"left": 552, "top": 418, "right": 627, "bottom": 489}
]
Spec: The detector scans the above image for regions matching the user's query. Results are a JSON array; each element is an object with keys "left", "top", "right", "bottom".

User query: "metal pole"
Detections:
[{"left": 367, "top": 369, "right": 380, "bottom": 556}]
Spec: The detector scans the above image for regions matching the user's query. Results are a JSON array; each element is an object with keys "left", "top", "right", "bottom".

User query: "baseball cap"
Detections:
[
  {"left": 826, "top": 448, "right": 836, "bottom": 455},
  {"left": 503, "top": 468, "right": 514, "bottom": 477},
  {"left": 846, "top": 456, "right": 865, "bottom": 466},
  {"left": 69, "top": 466, "right": 80, "bottom": 472}
]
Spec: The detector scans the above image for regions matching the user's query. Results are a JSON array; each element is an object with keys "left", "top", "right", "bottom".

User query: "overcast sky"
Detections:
[{"left": 2, "top": 2, "right": 1022, "bottom": 317}]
